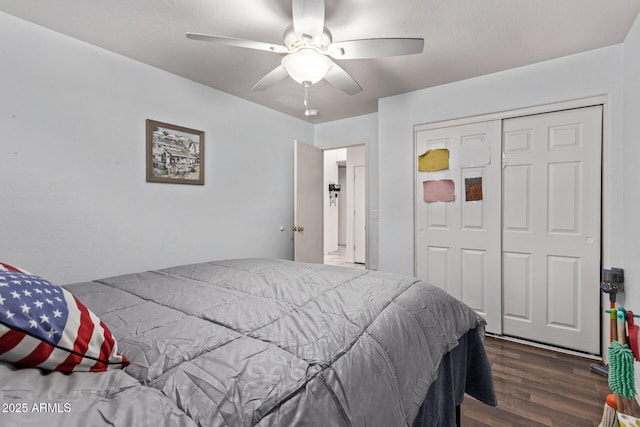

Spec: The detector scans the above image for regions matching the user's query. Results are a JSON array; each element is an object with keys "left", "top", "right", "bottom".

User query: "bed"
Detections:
[{"left": 0, "top": 258, "right": 496, "bottom": 426}]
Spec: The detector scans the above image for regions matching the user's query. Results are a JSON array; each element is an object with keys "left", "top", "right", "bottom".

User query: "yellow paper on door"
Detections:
[{"left": 418, "top": 148, "right": 449, "bottom": 172}]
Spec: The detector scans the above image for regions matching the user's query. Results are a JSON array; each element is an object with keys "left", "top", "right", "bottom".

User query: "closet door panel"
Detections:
[
  {"left": 502, "top": 106, "right": 602, "bottom": 354},
  {"left": 415, "top": 120, "right": 502, "bottom": 334}
]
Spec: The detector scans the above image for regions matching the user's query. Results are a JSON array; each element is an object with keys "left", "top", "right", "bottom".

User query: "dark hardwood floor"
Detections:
[{"left": 461, "top": 336, "right": 614, "bottom": 426}]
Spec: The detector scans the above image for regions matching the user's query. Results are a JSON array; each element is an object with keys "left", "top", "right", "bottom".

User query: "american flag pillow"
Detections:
[{"left": 0, "top": 263, "right": 128, "bottom": 372}]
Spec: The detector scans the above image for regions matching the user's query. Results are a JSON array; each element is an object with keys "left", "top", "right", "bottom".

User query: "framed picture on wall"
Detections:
[{"left": 146, "top": 119, "right": 204, "bottom": 185}]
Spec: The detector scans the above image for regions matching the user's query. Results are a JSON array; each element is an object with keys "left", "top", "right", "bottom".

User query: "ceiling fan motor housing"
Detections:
[{"left": 283, "top": 24, "right": 332, "bottom": 51}]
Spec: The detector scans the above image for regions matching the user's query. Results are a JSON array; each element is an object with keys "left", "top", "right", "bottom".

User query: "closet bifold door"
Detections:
[
  {"left": 501, "top": 105, "right": 602, "bottom": 355},
  {"left": 414, "top": 120, "right": 503, "bottom": 335}
]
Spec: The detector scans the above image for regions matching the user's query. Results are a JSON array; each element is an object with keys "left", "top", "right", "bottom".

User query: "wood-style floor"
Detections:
[{"left": 461, "top": 336, "right": 614, "bottom": 426}]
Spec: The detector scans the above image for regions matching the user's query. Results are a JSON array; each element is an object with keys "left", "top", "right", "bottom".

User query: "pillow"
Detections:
[{"left": 0, "top": 263, "right": 128, "bottom": 372}]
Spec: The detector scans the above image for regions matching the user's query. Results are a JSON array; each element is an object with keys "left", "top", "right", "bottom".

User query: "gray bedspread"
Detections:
[{"left": 0, "top": 258, "right": 494, "bottom": 426}]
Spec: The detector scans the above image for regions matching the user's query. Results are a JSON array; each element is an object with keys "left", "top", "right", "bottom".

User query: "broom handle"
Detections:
[
  {"left": 611, "top": 302, "right": 616, "bottom": 343},
  {"left": 619, "top": 311, "right": 627, "bottom": 345},
  {"left": 617, "top": 310, "right": 634, "bottom": 415},
  {"left": 618, "top": 396, "right": 624, "bottom": 414},
  {"left": 612, "top": 308, "right": 618, "bottom": 343}
]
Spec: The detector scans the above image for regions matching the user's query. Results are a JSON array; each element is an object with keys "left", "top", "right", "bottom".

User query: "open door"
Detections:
[{"left": 294, "top": 140, "right": 324, "bottom": 263}]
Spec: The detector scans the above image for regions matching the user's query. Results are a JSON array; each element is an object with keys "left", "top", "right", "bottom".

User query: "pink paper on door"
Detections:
[{"left": 423, "top": 179, "right": 455, "bottom": 203}]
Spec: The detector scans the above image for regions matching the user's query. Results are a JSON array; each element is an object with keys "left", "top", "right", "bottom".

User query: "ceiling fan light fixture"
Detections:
[{"left": 281, "top": 49, "right": 332, "bottom": 84}]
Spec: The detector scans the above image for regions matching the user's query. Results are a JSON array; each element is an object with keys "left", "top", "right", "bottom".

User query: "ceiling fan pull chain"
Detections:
[
  {"left": 304, "top": 81, "right": 310, "bottom": 108},
  {"left": 303, "top": 82, "right": 318, "bottom": 117}
]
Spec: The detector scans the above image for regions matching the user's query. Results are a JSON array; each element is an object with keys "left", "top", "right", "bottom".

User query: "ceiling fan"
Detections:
[{"left": 186, "top": 0, "right": 424, "bottom": 96}]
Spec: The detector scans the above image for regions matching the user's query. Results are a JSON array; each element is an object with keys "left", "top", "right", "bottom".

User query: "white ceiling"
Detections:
[{"left": 2, "top": 0, "right": 639, "bottom": 123}]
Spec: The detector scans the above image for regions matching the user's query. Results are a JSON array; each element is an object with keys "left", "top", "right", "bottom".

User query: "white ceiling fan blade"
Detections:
[
  {"left": 329, "top": 38, "right": 424, "bottom": 59},
  {"left": 292, "top": 0, "right": 325, "bottom": 41},
  {"left": 186, "top": 33, "right": 288, "bottom": 54},
  {"left": 251, "top": 65, "right": 289, "bottom": 92},
  {"left": 323, "top": 62, "right": 362, "bottom": 95}
]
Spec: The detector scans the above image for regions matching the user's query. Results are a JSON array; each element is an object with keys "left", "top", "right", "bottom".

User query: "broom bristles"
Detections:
[{"left": 609, "top": 341, "right": 636, "bottom": 400}]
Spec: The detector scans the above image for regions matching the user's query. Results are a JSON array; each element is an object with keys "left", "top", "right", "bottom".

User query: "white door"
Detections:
[
  {"left": 415, "top": 120, "right": 503, "bottom": 334},
  {"left": 502, "top": 106, "right": 602, "bottom": 354},
  {"left": 353, "top": 165, "right": 366, "bottom": 264},
  {"left": 294, "top": 140, "right": 324, "bottom": 263}
]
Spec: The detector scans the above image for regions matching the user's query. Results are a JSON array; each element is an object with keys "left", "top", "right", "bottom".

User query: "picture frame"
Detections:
[{"left": 146, "top": 119, "right": 204, "bottom": 185}]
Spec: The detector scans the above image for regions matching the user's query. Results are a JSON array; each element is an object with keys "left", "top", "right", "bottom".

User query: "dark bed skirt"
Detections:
[{"left": 412, "top": 327, "right": 497, "bottom": 427}]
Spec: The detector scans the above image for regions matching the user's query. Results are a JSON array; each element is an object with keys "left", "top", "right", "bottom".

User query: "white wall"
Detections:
[
  {"left": 314, "top": 113, "right": 379, "bottom": 269},
  {"left": 623, "top": 13, "right": 640, "bottom": 311},
  {"left": 0, "top": 12, "right": 313, "bottom": 284},
  {"left": 378, "top": 45, "right": 625, "bottom": 276}
]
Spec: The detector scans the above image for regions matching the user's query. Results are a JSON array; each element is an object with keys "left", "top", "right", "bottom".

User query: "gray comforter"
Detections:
[{"left": 0, "top": 258, "right": 493, "bottom": 426}]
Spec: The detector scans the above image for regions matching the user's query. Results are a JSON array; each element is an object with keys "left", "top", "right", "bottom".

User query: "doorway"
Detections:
[{"left": 323, "top": 146, "right": 366, "bottom": 269}]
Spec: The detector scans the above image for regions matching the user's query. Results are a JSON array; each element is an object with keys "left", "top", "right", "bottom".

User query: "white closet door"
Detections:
[
  {"left": 502, "top": 106, "right": 602, "bottom": 354},
  {"left": 415, "top": 120, "right": 502, "bottom": 334}
]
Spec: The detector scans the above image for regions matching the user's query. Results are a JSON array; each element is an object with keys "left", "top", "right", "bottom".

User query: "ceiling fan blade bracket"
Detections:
[
  {"left": 329, "top": 47, "right": 345, "bottom": 58},
  {"left": 292, "top": 0, "right": 325, "bottom": 42}
]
